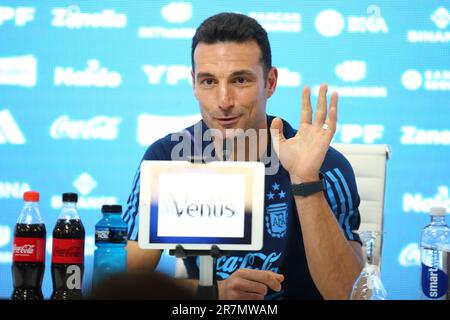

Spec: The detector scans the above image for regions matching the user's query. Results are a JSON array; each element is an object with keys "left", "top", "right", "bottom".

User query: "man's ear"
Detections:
[
  {"left": 191, "top": 70, "right": 199, "bottom": 100},
  {"left": 266, "top": 67, "right": 278, "bottom": 99}
]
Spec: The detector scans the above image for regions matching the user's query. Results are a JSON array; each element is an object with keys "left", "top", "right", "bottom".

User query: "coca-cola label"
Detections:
[
  {"left": 13, "top": 237, "right": 45, "bottom": 262},
  {"left": 52, "top": 239, "right": 84, "bottom": 264}
]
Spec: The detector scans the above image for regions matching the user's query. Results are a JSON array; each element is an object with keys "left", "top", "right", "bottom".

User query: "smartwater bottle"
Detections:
[
  {"left": 420, "top": 206, "right": 449, "bottom": 300},
  {"left": 92, "top": 205, "right": 127, "bottom": 288}
]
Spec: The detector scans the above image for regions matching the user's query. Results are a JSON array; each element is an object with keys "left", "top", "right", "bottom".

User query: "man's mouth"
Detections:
[{"left": 215, "top": 115, "right": 241, "bottom": 127}]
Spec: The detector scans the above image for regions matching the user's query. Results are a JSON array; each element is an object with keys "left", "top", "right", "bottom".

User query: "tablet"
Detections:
[{"left": 138, "top": 161, "right": 265, "bottom": 251}]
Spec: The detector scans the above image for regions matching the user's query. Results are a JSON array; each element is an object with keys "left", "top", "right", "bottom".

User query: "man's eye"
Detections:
[
  {"left": 201, "top": 79, "right": 215, "bottom": 85},
  {"left": 235, "top": 77, "right": 248, "bottom": 84}
]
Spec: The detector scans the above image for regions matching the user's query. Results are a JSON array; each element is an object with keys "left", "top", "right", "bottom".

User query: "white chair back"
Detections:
[{"left": 331, "top": 143, "right": 390, "bottom": 267}]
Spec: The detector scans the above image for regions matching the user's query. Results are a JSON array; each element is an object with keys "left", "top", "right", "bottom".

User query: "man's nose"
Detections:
[{"left": 218, "top": 83, "right": 234, "bottom": 111}]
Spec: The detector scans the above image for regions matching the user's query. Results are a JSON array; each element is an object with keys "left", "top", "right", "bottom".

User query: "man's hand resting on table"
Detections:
[{"left": 218, "top": 268, "right": 284, "bottom": 300}]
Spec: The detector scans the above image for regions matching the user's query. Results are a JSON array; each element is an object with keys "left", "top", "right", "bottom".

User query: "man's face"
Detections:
[{"left": 192, "top": 41, "right": 277, "bottom": 136}]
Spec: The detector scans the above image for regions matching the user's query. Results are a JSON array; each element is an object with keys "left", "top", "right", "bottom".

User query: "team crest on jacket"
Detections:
[{"left": 265, "top": 182, "right": 288, "bottom": 238}]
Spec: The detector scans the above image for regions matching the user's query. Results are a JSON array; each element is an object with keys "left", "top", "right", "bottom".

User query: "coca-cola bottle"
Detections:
[
  {"left": 51, "top": 192, "right": 85, "bottom": 300},
  {"left": 11, "top": 190, "right": 46, "bottom": 300}
]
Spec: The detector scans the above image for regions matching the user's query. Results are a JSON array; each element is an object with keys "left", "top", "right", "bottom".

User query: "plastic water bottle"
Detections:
[
  {"left": 92, "top": 205, "right": 127, "bottom": 288},
  {"left": 420, "top": 206, "right": 450, "bottom": 300}
]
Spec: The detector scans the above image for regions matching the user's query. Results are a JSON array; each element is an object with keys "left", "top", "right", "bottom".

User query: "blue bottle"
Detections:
[
  {"left": 92, "top": 205, "right": 127, "bottom": 288},
  {"left": 420, "top": 207, "right": 449, "bottom": 300}
]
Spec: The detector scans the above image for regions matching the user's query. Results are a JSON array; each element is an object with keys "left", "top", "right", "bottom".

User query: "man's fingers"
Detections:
[
  {"left": 325, "top": 91, "right": 338, "bottom": 132},
  {"left": 273, "top": 272, "right": 285, "bottom": 283},
  {"left": 233, "top": 278, "right": 268, "bottom": 296},
  {"left": 230, "top": 292, "right": 265, "bottom": 300},
  {"left": 270, "top": 117, "right": 286, "bottom": 143},
  {"left": 237, "top": 269, "right": 284, "bottom": 292},
  {"left": 313, "top": 83, "right": 328, "bottom": 126},
  {"left": 300, "top": 86, "right": 312, "bottom": 125}
]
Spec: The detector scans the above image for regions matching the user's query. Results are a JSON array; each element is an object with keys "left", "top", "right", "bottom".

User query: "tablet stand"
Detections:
[{"left": 169, "top": 244, "right": 228, "bottom": 300}]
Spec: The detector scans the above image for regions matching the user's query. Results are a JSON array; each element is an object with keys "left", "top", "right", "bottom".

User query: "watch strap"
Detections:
[{"left": 291, "top": 172, "right": 326, "bottom": 197}]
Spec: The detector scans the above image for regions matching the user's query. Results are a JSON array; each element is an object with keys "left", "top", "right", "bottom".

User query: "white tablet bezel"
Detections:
[{"left": 138, "top": 160, "right": 264, "bottom": 251}]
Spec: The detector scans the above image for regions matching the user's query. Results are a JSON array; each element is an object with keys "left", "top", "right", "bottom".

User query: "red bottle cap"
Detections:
[{"left": 23, "top": 191, "right": 40, "bottom": 202}]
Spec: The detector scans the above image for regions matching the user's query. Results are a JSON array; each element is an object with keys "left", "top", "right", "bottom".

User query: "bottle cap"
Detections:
[
  {"left": 24, "top": 191, "right": 39, "bottom": 202},
  {"left": 430, "top": 207, "right": 446, "bottom": 216},
  {"left": 62, "top": 192, "right": 78, "bottom": 203},
  {"left": 102, "top": 204, "right": 122, "bottom": 214}
]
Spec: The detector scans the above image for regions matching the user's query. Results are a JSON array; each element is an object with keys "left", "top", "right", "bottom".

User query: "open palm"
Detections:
[{"left": 271, "top": 84, "right": 338, "bottom": 183}]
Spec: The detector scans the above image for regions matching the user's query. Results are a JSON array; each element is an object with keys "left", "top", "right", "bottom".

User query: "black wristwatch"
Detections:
[{"left": 291, "top": 172, "right": 325, "bottom": 197}]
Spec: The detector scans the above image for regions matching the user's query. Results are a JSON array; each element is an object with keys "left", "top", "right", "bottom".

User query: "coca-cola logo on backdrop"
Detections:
[{"left": 50, "top": 115, "right": 121, "bottom": 140}]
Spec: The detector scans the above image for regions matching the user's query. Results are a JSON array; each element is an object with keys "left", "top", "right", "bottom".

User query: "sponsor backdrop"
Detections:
[{"left": 0, "top": 0, "right": 449, "bottom": 299}]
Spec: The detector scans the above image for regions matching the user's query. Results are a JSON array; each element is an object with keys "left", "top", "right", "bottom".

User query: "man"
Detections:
[{"left": 122, "top": 12, "right": 364, "bottom": 300}]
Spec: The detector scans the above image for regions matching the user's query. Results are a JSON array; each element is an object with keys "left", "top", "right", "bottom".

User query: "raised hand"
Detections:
[{"left": 270, "top": 84, "right": 338, "bottom": 183}]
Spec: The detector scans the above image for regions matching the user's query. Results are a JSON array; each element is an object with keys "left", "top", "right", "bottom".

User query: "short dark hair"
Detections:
[{"left": 191, "top": 12, "right": 272, "bottom": 78}]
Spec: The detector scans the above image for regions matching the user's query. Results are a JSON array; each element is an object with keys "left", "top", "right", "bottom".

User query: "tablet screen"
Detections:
[{"left": 150, "top": 167, "right": 251, "bottom": 244}]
